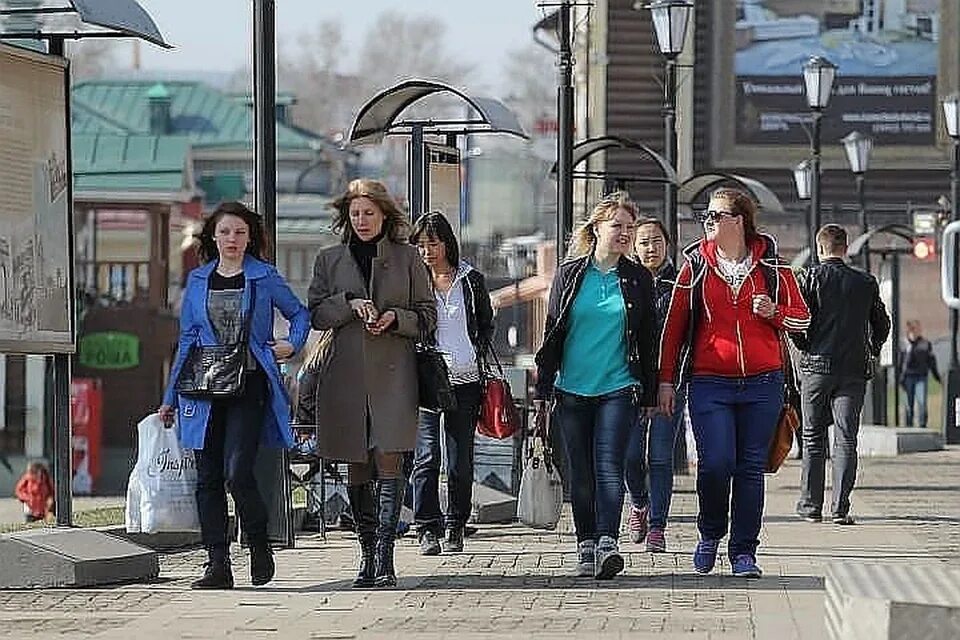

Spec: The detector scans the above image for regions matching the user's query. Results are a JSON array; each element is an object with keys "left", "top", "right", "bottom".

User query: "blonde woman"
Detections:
[
  {"left": 532, "top": 193, "right": 658, "bottom": 579},
  {"left": 308, "top": 178, "right": 436, "bottom": 588}
]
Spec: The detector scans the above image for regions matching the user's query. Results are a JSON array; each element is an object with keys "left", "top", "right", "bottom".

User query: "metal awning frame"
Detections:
[
  {"left": 0, "top": 0, "right": 170, "bottom": 48},
  {"left": 347, "top": 79, "right": 527, "bottom": 146},
  {"left": 677, "top": 172, "right": 786, "bottom": 215},
  {"left": 548, "top": 135, "right": 680, "bottom": 186}
]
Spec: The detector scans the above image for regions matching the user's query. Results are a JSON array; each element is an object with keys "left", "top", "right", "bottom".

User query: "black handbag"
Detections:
[
  {"left": 174, "top": 282, "right": 255, "bottom": 399},
  {"left": 416, "top": 325, "right": 457, "bottom": 412}
]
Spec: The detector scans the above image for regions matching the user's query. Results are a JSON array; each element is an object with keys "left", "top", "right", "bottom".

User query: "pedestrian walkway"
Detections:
[{"left": 0, "top": 448, "right": 956, "bottom": 640}]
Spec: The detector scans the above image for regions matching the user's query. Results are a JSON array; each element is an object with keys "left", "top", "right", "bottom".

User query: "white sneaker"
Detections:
[
  {"left": 576, "top": 540, "right": 595, "bottom": 577},
  {"left": 594, "top": 535, "right": 624, "bottom": 580}
]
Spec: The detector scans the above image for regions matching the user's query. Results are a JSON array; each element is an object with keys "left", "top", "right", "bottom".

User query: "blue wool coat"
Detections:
[{"left": 162, "top": 256, "right": 310, "bottom": 450}]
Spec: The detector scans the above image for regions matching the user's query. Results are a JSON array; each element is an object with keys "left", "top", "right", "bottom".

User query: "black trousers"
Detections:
[
  {"left": 797, "top": 372, "right": 866, "bottom": 519},
  {"left": 195, "top": 370, "right": 269, "bottom": 558}
]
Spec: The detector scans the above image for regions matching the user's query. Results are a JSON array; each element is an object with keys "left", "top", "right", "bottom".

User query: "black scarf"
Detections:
[{"left": 348, "top": 232, "right": 384, "bottom": 287}]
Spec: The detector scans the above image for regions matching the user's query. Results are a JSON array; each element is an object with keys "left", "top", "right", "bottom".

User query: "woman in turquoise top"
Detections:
[{"left": 533, "top": 193, "right": 657, "bottom": 580}]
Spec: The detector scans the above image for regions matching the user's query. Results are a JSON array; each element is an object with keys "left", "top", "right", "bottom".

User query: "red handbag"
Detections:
[{"left": 476, "top": 347, "right": 521, "bottom": 439}]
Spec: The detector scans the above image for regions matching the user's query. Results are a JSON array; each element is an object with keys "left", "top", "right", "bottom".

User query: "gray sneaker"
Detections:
[
  {"left": 595, "top": 535, "right": 624, "bottom": 580},
  {"left": 576, "top": 540, "right": 595, "bottom": 577},
  {"left": 418, "top": 530, "right": 442, "bottom": 556}
]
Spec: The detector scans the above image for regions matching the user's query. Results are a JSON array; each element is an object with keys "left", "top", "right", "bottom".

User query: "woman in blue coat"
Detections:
[{"left": 159, "top": 201, "right": 310, "bottom": 590}]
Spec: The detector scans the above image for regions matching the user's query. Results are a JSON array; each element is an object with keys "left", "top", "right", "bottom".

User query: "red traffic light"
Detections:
[{"left": 913, "top": 238, "right": 936, "bottom": 261}]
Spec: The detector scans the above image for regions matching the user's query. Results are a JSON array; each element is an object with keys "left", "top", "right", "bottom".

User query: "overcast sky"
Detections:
[{"left": 133, "top": 0, "right": 547, "bottom": 92}]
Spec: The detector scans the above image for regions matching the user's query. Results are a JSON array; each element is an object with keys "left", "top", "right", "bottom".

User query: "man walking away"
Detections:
[
  {"left": 900, "top": 320, "right": 941, "bottom": 428},
  {"left": 793, "top": 224, "right": 890, "bottom": 526}
]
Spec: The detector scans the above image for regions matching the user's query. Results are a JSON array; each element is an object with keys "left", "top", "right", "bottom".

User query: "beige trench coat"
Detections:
[{"left": 307, "top": 239, "right": 436, "bottom": 462}]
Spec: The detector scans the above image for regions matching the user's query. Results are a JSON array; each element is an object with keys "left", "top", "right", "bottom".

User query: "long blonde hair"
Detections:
[
  {"left": 567, "top": 191, "right": 640, "bottom": 259},
  {"left": 330, "top": 178, "right": 409, "bottom": 243}
]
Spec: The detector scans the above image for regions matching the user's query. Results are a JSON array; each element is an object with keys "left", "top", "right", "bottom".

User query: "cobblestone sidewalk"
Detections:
[{"left": 0, "top": 448, "right": 956, "bottom": 640}]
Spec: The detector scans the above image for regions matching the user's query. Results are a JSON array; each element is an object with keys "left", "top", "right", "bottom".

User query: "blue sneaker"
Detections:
[
  {"left": 731, "top": 554, "right": 762, "bottom": 578},
  {"left": 693, "top": 539, "right": 719, "bottom": 574}
]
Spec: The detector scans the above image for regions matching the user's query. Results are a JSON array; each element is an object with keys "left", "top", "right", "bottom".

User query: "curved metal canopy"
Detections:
[
  {"left": 347, "top": 79, "right": 527, "bottom": 146},
  {"left": 847, "top": 224, "right": 914, "bottom": 257},
  {"left": 548, "top": 135, "right": 679, "bottom": 185},
  {"left": 0, "top": 0, "right": 169, "bottom": 48},
  {"left": 677, "top": 172, "right": 785, "bottom": 214}
]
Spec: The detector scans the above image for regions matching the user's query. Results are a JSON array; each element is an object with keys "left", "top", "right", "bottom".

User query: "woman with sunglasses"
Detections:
[{"left": 658, "top": 188, "right": 809, "bottom": 578}]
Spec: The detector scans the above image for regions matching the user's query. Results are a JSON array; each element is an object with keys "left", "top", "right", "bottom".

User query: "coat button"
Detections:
[{"left": 627, "top": 302, "right": 633, "bottom": 309}]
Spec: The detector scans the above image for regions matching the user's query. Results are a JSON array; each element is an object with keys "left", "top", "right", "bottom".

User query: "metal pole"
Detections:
[
  {"left": 409, "top": 123, "right": 425, "bottom": 221},
  {"left": 945, "top": 138, "right": 960, "bottom": 443},
  {"left": 891, "top": 251, "right": 901, "bottom": 426},
  {"left": 50, "top": 34, "right": 72, "bottom": 526},
  {"left": 810, "top": 110, "right": 823, "bottom": 263},
  {"left": 557, "top": 0, "right": 574, "bottom": 263},
  {"left": 856, "top": 173, "right": 870, "bottom": 271},
  {"left": 664, "top": 56, "right": 679, "bottom": 263},
  {"left": 253, "top": 0, "right": 277, "bottom": 262}
]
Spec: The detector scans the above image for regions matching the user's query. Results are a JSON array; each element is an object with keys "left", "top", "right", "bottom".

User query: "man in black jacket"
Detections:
[
  {"left": 900, "top": 319, "right": 941, "bottom": 428},
  {"left": 793, "top": 224, "right": 891, "bottom": 525}
]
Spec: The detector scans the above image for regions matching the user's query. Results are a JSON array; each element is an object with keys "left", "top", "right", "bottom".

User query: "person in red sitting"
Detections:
[
  {"left": 658, "top": 188, "right": 809, "bottom": 578},
  {"left": 15, "top": 461, "right": 55, "bottom": 523}
]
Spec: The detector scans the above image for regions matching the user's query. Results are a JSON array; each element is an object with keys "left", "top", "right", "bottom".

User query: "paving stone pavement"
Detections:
[{"left": 0, "top": 448, "right": 957, "bottom": 640}]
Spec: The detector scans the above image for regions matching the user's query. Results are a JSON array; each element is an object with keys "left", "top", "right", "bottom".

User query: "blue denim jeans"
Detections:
[
  {"left": 556, "top": 385, "right": 638, "bottom": 542},
  {"left": 901, "top": 374, "right": 929, "bottom": 428},
  {"left": 688, "top": 372, "right": 783, "bottom": 560},
  {"left": 624, "top": 387, "right": 685, "bottom": 529},
  {"left": 412, "top": 382, "right": 483, "bottom": 535}
]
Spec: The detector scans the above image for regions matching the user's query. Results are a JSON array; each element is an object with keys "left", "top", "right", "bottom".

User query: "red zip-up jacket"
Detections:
[{"left": 659, "top": 236, "right": 810, "bottom": 385}]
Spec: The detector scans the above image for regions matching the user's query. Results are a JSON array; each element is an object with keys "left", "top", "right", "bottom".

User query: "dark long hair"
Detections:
[
  {"left": 197, "top": 201, "right": 268, "bottom": 264},
  {"left": 410, "top": 211, "right": 460, "bottom": 267}
]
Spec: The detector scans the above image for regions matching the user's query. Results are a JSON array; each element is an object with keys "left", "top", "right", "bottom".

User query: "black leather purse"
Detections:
[
  {"left": 174, "top": 282, "right": 255, "bottom": 399},
  {"left": 416, "top": 325, "right": 457, "bottom": 412}
]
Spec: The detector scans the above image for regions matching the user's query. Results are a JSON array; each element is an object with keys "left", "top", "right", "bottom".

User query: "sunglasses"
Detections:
[{"left": 696, "top": 210, "right": 737, "bottom": 224}]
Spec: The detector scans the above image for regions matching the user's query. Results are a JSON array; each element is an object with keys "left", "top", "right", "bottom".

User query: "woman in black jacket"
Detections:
[
  {"left": 533, "top": 193, "right": 657, "bottom": 580},
  {"left": 409, "top": 212, "right": 494, "bottom": 555}
]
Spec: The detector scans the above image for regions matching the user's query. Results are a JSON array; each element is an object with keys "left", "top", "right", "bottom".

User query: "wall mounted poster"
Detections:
[
  {"left": 733, "top": 0, "right": 942, "bottom": 145},
  {"left": 0, "top": 43, "right": 73, "bottom": 353}
]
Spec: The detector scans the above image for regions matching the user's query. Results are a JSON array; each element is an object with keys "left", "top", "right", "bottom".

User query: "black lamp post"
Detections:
[
  {"left": 942, "top": 92, "right": 960, "bottom": 441},
  {"left": 802, "top": 56, "right": 837, "bottom": 263},
  {"left": 640, "top": 0, "right": 693, "bottom": 263},
  {"left": 841, "top": 131, "right": 873, "bottom": 271},
  {"left": 793, "top": 160, "right": 813, "bottom": 261}
]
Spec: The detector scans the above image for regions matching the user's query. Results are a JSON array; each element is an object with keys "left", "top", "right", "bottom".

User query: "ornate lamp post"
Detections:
[
  {"left": 793, "top": 160, "right": 813, "bottom": 264},
  {"left": 942, "top": 92, "right": 960, "bottom": 442},
  {"left": 640, "top": 0, "right": 693, "bottom": 262},
  {"left": 841, "top": 131, "right": 873, "bottom": 270},
  {"left": 802, "top": 56, "right": 837, "bottom": 263}
]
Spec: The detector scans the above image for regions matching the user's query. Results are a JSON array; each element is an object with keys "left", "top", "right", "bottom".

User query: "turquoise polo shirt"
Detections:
[{"left": 555, "top": 262, "right": 638, "bottom": 397}]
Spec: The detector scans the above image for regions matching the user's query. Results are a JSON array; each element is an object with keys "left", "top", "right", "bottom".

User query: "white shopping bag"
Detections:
[
  {"left": 124, "top": 466, "right": 142, "bottom": 533},
  {"left": 517, "top": 435, "right": 563, "bottom": 530},
  {"left": 132, "top": 414, "right": 200, "bottom": 533}
]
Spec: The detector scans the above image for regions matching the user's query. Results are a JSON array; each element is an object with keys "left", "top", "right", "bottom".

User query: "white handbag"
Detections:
[{"left": 516, "top": 434, "right": 563, "bottom": 530}]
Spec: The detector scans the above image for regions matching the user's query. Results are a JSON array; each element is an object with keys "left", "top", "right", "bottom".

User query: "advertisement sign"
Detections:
[
  {"left": 78, "top": 331, "right": 141, "bottom": 370},
  {"left": 70, "top": 378, "right": 103, "bottom": 495},
  {"left": 0, "top": 43, "right": 72, "bottom": 353},
  {"left": 734, "top": 0, "right": 941, "bottom": 146}
]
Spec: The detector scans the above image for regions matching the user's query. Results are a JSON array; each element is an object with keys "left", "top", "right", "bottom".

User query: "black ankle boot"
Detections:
[
  {"left": 348, "top": 483, "right": 378, "bottom": 588},
  {"left": 191, "top": 559, "right": 234, "bottom": 590},
  {"left": 374, "top": 478, "right": 404, "bottom": 588},
  {"left": 249, "top": 541, "right": 275, "bottom": 586}
]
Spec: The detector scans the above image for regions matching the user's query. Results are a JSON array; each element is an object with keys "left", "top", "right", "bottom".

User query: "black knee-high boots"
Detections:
[
  {"left": 347, "top": 483, "right": 377, "bottom": 588},
  {"left": 374, "top": 478, "right": 404, "bottom": 587}
]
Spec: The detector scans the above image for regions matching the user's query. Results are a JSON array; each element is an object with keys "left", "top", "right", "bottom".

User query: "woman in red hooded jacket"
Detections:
[{"left": 658, "top": 188, "right": 809, "bottom": 578}]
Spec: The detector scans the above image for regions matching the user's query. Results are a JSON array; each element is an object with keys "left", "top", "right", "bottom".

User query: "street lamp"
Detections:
[
  {"left": 942, "top": 92, "right": 960, "bottom": 442},
  {"left": 802, "top": 55, "right": 837, "bottom": 263},
  {"left": 640, "top": 0, "right": 693, "bottom": 262},
  {"left": 841, "top": 131, "right": 873, "bottom": 270},
  {"left": 793, "top": 160, "right": 813, "bottom": 265}
]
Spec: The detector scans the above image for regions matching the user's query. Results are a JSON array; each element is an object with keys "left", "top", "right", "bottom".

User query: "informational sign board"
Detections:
[
  {"left": 426, "top": 142, "right": 462, "bottom": 239},
  {"left": 0, "top": 43, "right": 73, "bottom": 353}
]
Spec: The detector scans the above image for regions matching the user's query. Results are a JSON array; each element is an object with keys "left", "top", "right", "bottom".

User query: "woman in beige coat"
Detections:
[{"left": 308, "top": 178, "right": 435, "bottom": 588}]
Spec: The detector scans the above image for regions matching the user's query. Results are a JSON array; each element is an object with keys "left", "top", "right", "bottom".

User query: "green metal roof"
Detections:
[
  {"left": 72, "top": 133, "right": 191, "bottom": 193},
  {"left": 71, "top": 80, "right": 317, "bottom": 149}
]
